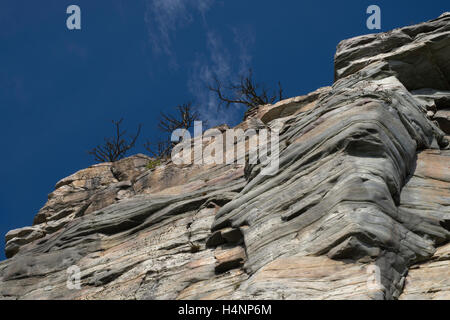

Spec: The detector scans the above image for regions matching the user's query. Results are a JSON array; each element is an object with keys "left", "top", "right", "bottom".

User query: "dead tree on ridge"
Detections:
[
  {"left": 208, "top": 68, "right": 284, "bottom": 109},
  {"left": 145, "top": 102, "right": 201, "bottom": 159},
  {"left": 88, "top": 119, "right": 141, "bottom": 163}
]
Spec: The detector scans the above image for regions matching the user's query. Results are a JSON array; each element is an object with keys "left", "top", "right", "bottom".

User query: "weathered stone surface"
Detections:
[
  {"left": 335, "top": 12, "right": 450, "bottom": 90},
  {"left": 399, "top": 244, "right": 450, "bottom": 300},
  {"left": 397, "top": 150, "right": 450, "bottom": 300},
  {"left": 1, "top": 14, "right": 450, "bottom": 300},
  {"left": 5, "top": 155, "right": 154, "bottom": 259},
  {"left": 256, "top": 87, "right": 331, "bottom": 124},
  {"left": 230, "top": 255, "right": 386, "bottom": 300}
]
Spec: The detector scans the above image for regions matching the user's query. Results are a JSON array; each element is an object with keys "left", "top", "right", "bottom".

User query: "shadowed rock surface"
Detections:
[{"left": 1, "top": 14, "right": 450, "bottom": 300}]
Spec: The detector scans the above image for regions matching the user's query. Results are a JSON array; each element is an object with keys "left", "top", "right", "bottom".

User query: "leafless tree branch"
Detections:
[
  {"left": 144, "top": 139, "right": 172, "bottom": 160},
  {"left": 158, "top": 102, "right": 200, "bottom": 133},
  {"left": 145, "top": 102, "right": 201, "bottom": 159},
  {"left": 208, "top": 69, "right": 284, "bottom": 109},
  {"left": 88, "top": 119, "right": 142, "bottom": 163}
]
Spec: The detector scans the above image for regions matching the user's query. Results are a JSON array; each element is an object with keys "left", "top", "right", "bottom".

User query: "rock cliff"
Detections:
[{"left": 1, "top": 13, "right": 450, "bottom": 300}]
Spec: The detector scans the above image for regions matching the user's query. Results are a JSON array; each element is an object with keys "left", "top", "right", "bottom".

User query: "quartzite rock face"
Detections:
[{"left": 1, "top": 14, "right": 450, "bottom": 300}]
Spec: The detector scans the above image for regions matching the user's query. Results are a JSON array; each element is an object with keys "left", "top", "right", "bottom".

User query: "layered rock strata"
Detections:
[{"left": 1, "top": 13, "right": 450, "bottom": 300}]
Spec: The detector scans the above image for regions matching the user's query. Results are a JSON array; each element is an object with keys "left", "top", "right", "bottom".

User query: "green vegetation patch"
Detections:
[{"left": 146, "top": 159, "right": 162, "bottom": 170}]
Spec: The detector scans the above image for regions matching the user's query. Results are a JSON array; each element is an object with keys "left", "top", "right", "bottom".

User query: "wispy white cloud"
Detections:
[
  {"left": 144, "top": 0, "right": 214, "bottom": 66},
  {"left": 144, "top": 0, "right": 255, "bottom": 127},
  {"left": 188, "top": 28, "right": 255, "bottom": 128}
]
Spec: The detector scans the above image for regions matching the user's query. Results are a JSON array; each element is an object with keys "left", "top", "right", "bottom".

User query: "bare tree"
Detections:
[
  {"left": 208, "top": 69, "right": 283, "bottom": 109},
  {"left": 145, "top": 102, "right": 201, "bottom": 159},
  {"left": 158, "top": 102, "right": 200, "bottom": 133},
  {"left": 88, "top": 119, "right": 142, "bottom": 163},
  {"left": 144, "top": 139, "right": 172, "bottom": 159}
]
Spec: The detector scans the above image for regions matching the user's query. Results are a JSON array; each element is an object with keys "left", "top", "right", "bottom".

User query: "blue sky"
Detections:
[{"left": 0, "top": 0, "right": 448, "bottom": 260}]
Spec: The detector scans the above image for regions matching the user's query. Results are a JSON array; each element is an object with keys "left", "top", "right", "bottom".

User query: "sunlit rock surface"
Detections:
[{"left": 1, "top": 14, "right": 450, "bottom": 300}]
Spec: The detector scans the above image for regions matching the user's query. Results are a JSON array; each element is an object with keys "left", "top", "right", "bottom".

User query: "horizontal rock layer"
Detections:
[{"left": 1, "top": 13, "right": 450, "bottom": 300}]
